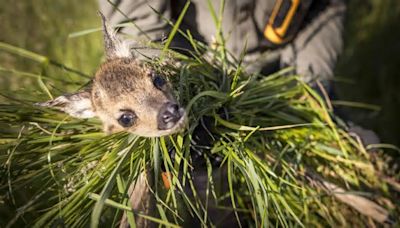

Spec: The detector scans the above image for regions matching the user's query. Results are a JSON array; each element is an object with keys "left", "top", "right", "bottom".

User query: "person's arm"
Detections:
[{"left": 280, "top": 2, "right": 347, "bottom": 85}]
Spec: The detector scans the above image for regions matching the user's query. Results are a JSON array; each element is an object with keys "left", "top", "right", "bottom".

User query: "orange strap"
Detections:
[{"left": 264, "top": 0, "right": 301, "bottom": 44}]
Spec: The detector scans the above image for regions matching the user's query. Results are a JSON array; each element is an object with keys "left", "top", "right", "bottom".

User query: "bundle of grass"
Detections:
[{"left": 1, "top": 5, "right": 399, "bottom": 228}]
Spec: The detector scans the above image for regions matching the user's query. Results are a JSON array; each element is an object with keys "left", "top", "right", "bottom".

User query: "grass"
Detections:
[
  {"left": 0, "top": 0, "right": 102, "bottom": 95},
  {"left": 0, "top": 0, "right": 399, "bottom": 227},
  {"left": 1, "top": 48, "right": 398, "bottom": 226}
]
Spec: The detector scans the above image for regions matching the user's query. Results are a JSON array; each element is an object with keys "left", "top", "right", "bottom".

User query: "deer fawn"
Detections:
[
  {"left": 37, "top": 13, "right": 189, "bottom": 227},
  {"left": 38, "top": 13, "right": 186, "bottom": 138}
]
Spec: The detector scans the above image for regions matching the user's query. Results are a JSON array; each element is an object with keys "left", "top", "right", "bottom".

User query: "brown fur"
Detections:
[
  {"left": 91, "top": 57, "right": 180, "bottom": 136},
  {"left": 38, "top": 13, "right": 186, "bottom": 137}
]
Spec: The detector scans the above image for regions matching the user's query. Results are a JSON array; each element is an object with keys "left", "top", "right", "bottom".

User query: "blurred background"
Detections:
[{"left": 0, "top": 0, "right": 399, "bottom": 146}]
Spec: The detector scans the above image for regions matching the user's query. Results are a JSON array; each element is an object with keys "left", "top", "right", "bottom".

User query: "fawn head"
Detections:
[{"left": 38, "top": 13, "right": 186, "bottom": 137}]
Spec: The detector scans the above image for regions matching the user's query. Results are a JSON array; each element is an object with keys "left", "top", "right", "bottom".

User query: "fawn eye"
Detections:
[
  {"left": 153, "top": 75, "right": 166, "bottom": 90},
  {"left": 118, "top": 112, "right": 137, "bottom": 128}
]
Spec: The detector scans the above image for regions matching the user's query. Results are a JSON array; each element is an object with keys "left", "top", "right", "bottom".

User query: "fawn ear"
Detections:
[
  {"left": 99, "top": 11, "right": 131, "bottom": 59},
  {"left": 36, "top": 90, "right": 95, "bottom": 119}
]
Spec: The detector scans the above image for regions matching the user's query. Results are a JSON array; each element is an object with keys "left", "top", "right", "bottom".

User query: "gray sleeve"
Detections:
[
  {"left": 98, "top": 0, "right": 171, "bottom": 42},
  {"left": 280, "top": 2, "right": 347, "bottom": 83}
]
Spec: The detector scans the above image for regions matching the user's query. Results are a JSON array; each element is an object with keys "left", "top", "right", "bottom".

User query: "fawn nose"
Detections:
[{"left": 157, "top": 102, "right": 182, "bottom": 130}]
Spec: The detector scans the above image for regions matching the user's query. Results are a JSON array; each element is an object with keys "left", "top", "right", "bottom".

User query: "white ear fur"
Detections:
[
  {"left": 114, "top": 40, "right": 131, "bottom": 59},
  {"left": 36, "top": 91, "right": 95, "bottom": 119},
  {"left": 99, "top": 11, "right": 131, "bottom": 59}
]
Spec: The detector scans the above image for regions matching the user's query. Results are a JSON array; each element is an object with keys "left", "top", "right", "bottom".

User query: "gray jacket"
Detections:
[{"left": 100, "top": 0, "right": 346, "bottom": 82}]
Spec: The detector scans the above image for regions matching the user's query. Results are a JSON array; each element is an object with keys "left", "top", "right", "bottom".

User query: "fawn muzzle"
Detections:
[{"left": 157, "top": 102, "right": 184, "bottom": 130}]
